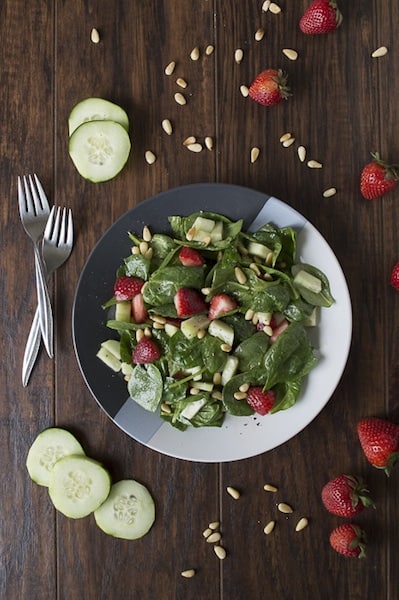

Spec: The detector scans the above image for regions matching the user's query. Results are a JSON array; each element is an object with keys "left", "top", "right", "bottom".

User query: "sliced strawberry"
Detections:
[
  {"left": 208, "top": 293, "right": 238, "bottom": 320},
  {"left": 114, "top": 275, "right": 144, "bottom": 301},
  {"left": 178, "top": 246, "right": 205, "bottom": 267},
  {"left": 131, "top": 293, "right": 148, "bottom": 324},
  {"left": 391, "top": 262, "right": 399, "bottom": 290},
  {"left": 174, "top": 288, "right": 207, "bottom": 318},
  {"left": 270, "top": 318, "right": 289, "bottom": 343},
  {"left": 246, "top": 386, "right": 275, "bottom": 415},
  {"left": 132, "top": 338, "right": 161, "bottom": 364}
]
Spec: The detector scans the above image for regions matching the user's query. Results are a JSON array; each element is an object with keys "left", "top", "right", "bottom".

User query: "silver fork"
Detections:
[
  {"left": 18, "top": 174, "right": 53, "bottom": 357},
  {"left": 22, "top": 206, "right": 74, "bottom": 386}
]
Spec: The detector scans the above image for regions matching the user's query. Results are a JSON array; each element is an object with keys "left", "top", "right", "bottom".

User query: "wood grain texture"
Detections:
[{"left": 1, "top": 1, "right": 399, "bottom": 599}]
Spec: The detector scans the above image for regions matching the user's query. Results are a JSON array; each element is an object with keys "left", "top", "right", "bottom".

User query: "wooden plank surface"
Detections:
[{"left": 1, "top": 1, "right": 399, "bottom": 599}]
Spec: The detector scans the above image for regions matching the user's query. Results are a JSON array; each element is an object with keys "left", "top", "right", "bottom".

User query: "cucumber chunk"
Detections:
[
  {"left": 68, "top": 97, "right": 129, "bottom": 136},
  {"left": 26, "top": 427, "right": 85, "bottom": 487},
  {"left": 94, "top": 479, "right": 155, "bottom": 540},
  {"left": 48, "top": 455, "right": 111, "bottom": 519},
  {"left": 68, "top": 120, "right": 131, "bottom": 183}
]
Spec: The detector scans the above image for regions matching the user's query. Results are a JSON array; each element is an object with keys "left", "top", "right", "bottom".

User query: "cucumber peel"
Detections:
[{"left": 68, "top": 97, "right": 129, "bottom": 136}]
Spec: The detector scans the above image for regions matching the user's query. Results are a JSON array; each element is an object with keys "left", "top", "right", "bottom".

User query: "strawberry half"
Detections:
[
  {"left": 178, "top": 246, "right": 205, "bottom": 267},
  {"left": 357, "top": 417, "right": 399, "bottom": 476},
  {"left": 329, "top": 524, "right": 366, "bottom": 558},
  {"left": 299, "top": 1, "right": 343, "bottom": 35},
  {"left": 321, "top": 475, "right": 374, "bottom": 517},
  {"left": 131, "top": 293, "right": 148, "bottom": 324},
  {"left": 132, "top": 338, "right": 161, "bottom": 364},
  {"left": 208, "top": 293, "right": 238, "bottom": 320},
  {"left": 390, "top": 262, "right": 399, "bottom": 290},
  {"left": 360, "top": 152, "right": 399, "bottom": 200},
  {"left": 246, "top": 386, "right": 275, "bottom": 415},
  {"left": 174, "top": 288, "right": 207, "bottom": 318},
  {"left": 249, "top": 69, "right": 290, "bottom": 107},
  {"left": 114, "top": 275, "right": 144, "bottom": 301}
]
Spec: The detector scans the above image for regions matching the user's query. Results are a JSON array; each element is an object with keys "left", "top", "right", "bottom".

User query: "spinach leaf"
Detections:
[
  {"left": 292, "top": 263, "right": 335, "bottom": 307},
  {"left": 191, "top": 400, "right": 224, "bottom": 428},
  {"left": 271, "top": 379, "right": 302, "bottom": 413},
  {"left": 127, "top": 363, "right": 163, "bottom": 412},
  {"left": 124, "top": 253, "right": 151, "bottom": 280},
  {"left": 142, "top": 265, "right": 205, "bottom": 306},
  {"left": 234, "top": 331, "right": 270, "bottom": 371}
]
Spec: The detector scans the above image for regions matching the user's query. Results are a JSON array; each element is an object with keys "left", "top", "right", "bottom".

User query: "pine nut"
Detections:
[
  {"left": 295, "top": 517, "right": 309, "bottom": 532},
  {"left": 269, "top": 2, "right": 281, "bottom": 14},
  {"left": 235, "top": 48, "right": 244, "bottom": 64},
  {"left": 165, "top": 61, "right": 176, "bottom": 75},
  {"left": 142, "top": 225, "right": 152, "bottom": 242},
  {"left": 234, "top": 391, "right": 247, "bottom": 400},
  {"left": 249, "top": 263, "right": 261, "bottom": 276},
  {"left": 161, "top": 403, "right": 171, "bottom": 414},
  {"left": 202, "top": 236, "right": 211, "bottom": 247},
  {"left": 214, "top": 545, "right": 226, "bottom": 560},
  {"left": 162, "top": 119, "right": 173, "bottom": 135},
  {"left": 240, "top": 85, "right": 249, "bottom": 97},
  {"left": 139, "top": 241, "right": 148, "bottom": 254},
  {"left": 153, "top": 321, "right": 164, "bottom": 330},
  {"left": 220, "top": 343, "right": 232, "bottom": 352},
  {"left": 235, "top": 266, "right": 247, "bottom": 284},
  {"left": 209, "top": 521, "right": 220, "bottom": 530},
  {"left": 144, "top": 327, "right": 152, "bottom": 337},
  {"left": 280, "top": 132, "right": 292, "bottom": 143},
  {"left": 297, "top": 145, "right": 306, "bottom": 162},
  {"left": 144, "top": 247, "right": 153, "bottom": 260},
  {"left": 263, "top": 484, "right": 278, "bottom": 492},
  {"left": 263, "top": 325, "right": 273, "bottom": 336},
  {"left": 205, "top": 136, "right": 214, "bottom": 150},
  {"left": 282, "top": 137, "right": 295, "bottom": 148},
  {"left": 206, "top": 532, "right": 221, "bottom": 543},
  {"left": 186, "top": 143, "right": 203, "bottom": 153},
  {"left": 132, "top": 245, "right": 140, "bottom": 255},
  {"left": 190, "top": 46, "right": 200, "bottom": 61},
  {"left": 197, "top": 329, "right": 206, "bottom": 339},
  {"left": 212, "top": 391, "right": 223, "bottom": 401},
  {"left": 151, "top": 314, "right": 166, "bottom": 324},
  {"left": 371, "top": 45, "right": 388, "bottom": 58},
  {"left": 323, "top": 187, "right": 337, "bottom": 198},
  {"left": 181, "top": 569, "right": 196, "bottom": 578},
  {"left": 203, "top": 527, "right": 212, "bottom": 538},
  {"left": 278, "top": 502, "right": 293, "bottom": 514},
  {"left": 264, "top": 520, "right": 275, "bottom": 535},
  {"left": 239, "top": 383, "right": 250, "bottom": 393},
  {"left": 251, "top": 147, "right": 260, "bottom": 163},
  {"left": 255, "top": 28, "right": 265, "bottom": 41},
  {"left": 174, "top": 92, "right": 186, "bottom": 105},
  {"left": 201, "top": 287, "right": 211, "bottom": 295},
  {"left": 136, "top": 329, "right": 145, "bottom": 342},
  {"left": 145, "top": 150, "right": 156, "bottom": 164},
  {"left": 307, "top": 159, "right": 322, "bottom": 168},
  {"left": 265, "top": 252, "right": 274, "bottom": 265},
  {"left": 262, "top": 0, "right": 271, "bottom": 11},
  {"left": 90, "top": 28, "right": 100, "bottom": 44},
  {"left": 183, "top": 136, "right": 197, "bottom": 146},
  {"left": 245, "top": 309, "right": 254, "bottom": 321},
  {"left": 205, "top": 45, "right": 214, "bottom": 55},
  {"left": 227, "top": 486, "right": 240, "bottom": 499},
  {"left": 282, "top": 48, "right": 298, "bottom": 61},
  {"left": 213, "top": 372, "right": 222, "bottom": 385},
  {"left": 176, "top": 77, "right": 187, "bottom": 88}
]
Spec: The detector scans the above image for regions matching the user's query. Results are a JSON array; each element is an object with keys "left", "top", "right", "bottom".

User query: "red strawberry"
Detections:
[
  {"left": 249, "top": 69, "right": 290, "bottom": 107},
  {"left": 178, "top": 246, "right": 204, "bottom": 267},
  {"left": 208, "top": 293, "right": 238, "bottom": 320},
  {"left": 357, "top": 417, "right": 399, "bottom": 476},
  {"left": 299, "top": 1, "right": 343, "bottom": 35},
  {"left": 321, "top": 475, "right": 374, "bottom": 517},
  {"left": 390, "top": 262, "right": 399, "bottom": 290},
  {"left": 360, "top": 152, "right": 399, "bottom": 200},
  {"left": 114, "top": 276, "right": 144, "bottom": 301},
  {"left": 270, "top": 318, "right": 289, "bottom": 343},
  {"left": 174, "top": 288, "right": 207, "bottom": 317},
  {"left": 329, "top": 524, "right": 366, "bottom": 558},
  {"left": 246, "top": 386, "right": 275, "bottom": 415},
  {"left": 132, "top": 337, "right": 160, "bottom": 364},
  {"left": 131, "top": 293, "right": 148, "bottom": 324}
]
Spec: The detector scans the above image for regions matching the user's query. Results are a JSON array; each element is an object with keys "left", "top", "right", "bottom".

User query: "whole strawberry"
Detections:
[
  {"left": 391, "top": 262, "right": 399, "bottom": 290},
  {"left": 357, "top": 417, "right": 399, "bottom": 476},
  {"left": 114, "top": 275, "right": 144, "bottom": 301},
  {"left": 329, "top": 524, "right": 366, "bottom": 558},
  {"left": 132, "top": 337, "right": 161, "bottom": 365},
  {"left": 360, "top": 152, "right": 399, "bottom": 200},
  {"left": 246, "top": 386, "right": 275, "bottom": 415},
  {"left": 300, "top": 1, "right": 343, "bottom": 35},
  {"left": 249, "top": 69, "right": 290, "bottom": 107},
  {"left": 321, "top": 475, "right": 374, "bottom": 517}
]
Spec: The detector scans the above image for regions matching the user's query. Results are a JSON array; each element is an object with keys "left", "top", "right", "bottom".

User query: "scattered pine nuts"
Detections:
[
  {"left": 221, "top": 343, "right": 232, "bottom": 353},
  {"left": 307, "top": 159, "right": 323, "bottom": 169},
  {"left": 279, "top": 132, "right": 292, "bottom": 143},
  {"left": 186, "top": 143, "right": 203, "bottom": 153},
  {"left": 264, "top": 520, "right": 276, "bottom": 535},
  {"left": 282, "top": 48, "right": 298, "bottom": 61},
  {"left": 161, "top": 402, "right": 171, "bottom": 414},
  {"left": 263, "top": 325, "right": 273, "bottom": 336},
  {"left": 174, "top": 92, "right": 186, "bottom": 106},
  {"left": 371, "top": 45, "right": 388, "bottom": 58},
  {"left": 203, "top": 527, "right": 213, "bottom": 538},
  {"left": 214, "top": 545, "right": 227, "bottom": 560},
  {"left": 255, "top": 28, "right": 265, "bottom": 42},
  {"left": 269, "top": 2, "right": 282, "bottom": 14},
  {"left": 251, "top": 146, "right": 260, "bottom": 163},
  {"left": 262, "top": 0, "right": 271, "bottom": 11},
  {"left": 245, "top": 308, "right": 254, "bottom": 321},
  {"left": 295, "top": 517, "right": 309, "bottom": 532},
  {"left": 263, "top": 484, "right": 278, "bottom": 493},
  {"left": 234, "top": 391, "right": 247, "bottom": 400},
  {"left": 297, "top": 145, "right": 306, "bottom": 162},
  {"left": 206, "top": 532, "right": 222, "bottom": 543},
  {"left": 235, "top": 48, "right": 244, "bottom": 64},
  {"left": 235, "top": 266, "right": 247, "bottom": 284},
  {"left": 90, "top": 28, "right": 100, "bottom": 44},
  {"left": 145, "top": 150, "right": 156, "bottom": 165},
  {"left": 209, "top": 521, "right": 220, "bottom": 530},
  {"left": 176, "top": 77, "right": 187, "bottom": 88},
  {"left": 205, "top": 45, "right": 215, "bottom": 55},
  {"left": 183, "top": 136, "right": 197, "bottom": 146},
  {"left": 205, "top": 136, "right": 214, "bottom": 150},
  {"left": 161, "top": 119, "right": 173, "bottom": 135},
  {"left": 240, "top": 85, "right": 249, "bottom": 97},
  {"left": 142, "top": 225, "right": 152, "bottom": 242},
  {"left": 323, "top": 187, "right": 337, "bottom": 198},
  {"left": 282, "top": 137, "right": 295, "bottom": 148},
  {"left": 139, "top": 241, "right": 149, "bottom": 254},
  {"left": 278, "top": 502, "right": 294, "bottom": 514},
  {"left": 181, "top": 569, "right": 196, "bottom": 578},
  {"left": 226, "top": 486, "right": 240, "bottom": 500},
  {"left": 190, "top": 46, "right": 200, "bottom": 61},
  {"left": 164, "top": 61, "right": 176, "bottom": 76},
  {"left": 239, "top": 382, "right": 250, "bottom": 393}
]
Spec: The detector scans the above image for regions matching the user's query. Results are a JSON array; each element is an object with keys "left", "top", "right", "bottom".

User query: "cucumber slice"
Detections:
[
  {"left": 26, "top": 427, "right": 85, "bottom": 487},
  {"left": 48, "top": 455, "right": 111, "bottom": 519},
  {"left": 94, "top": 479, "right": 155, "bottom": 540},
  {"left": 68, "top": 120, "right": 131, "bottom": 183},
  {"left": 68, "top": 97, "right": 129, "bottom": 136}
]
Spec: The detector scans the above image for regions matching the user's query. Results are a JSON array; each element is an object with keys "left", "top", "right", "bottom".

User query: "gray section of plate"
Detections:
[
  {"left": 248, "top": 197, "right": 307, "bottom": 232},
  {"left": 114, "top": 398, "right": 164, "bottom": 443}
]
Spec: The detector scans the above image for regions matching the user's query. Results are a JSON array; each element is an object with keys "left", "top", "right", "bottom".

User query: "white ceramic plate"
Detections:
[{"left": 73, "top": 183, "right": 352, "bottom": 462}]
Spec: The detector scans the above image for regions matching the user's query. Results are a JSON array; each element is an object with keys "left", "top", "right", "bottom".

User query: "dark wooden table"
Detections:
[{"left": 2, "top": 2, "right": 399, "bottom": 599}]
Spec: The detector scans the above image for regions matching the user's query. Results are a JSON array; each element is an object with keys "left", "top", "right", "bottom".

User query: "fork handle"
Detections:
[
  {"left": 22, "top": 308, "right": 41, "bottom": 387},
  {"left": 34, "top": 244, "right": 54, "bottom": 358}
]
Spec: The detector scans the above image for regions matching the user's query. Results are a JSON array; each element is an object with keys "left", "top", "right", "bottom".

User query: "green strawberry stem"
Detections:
[{"left": 371, "top": 151, "right": 399, "bottom": 181}]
